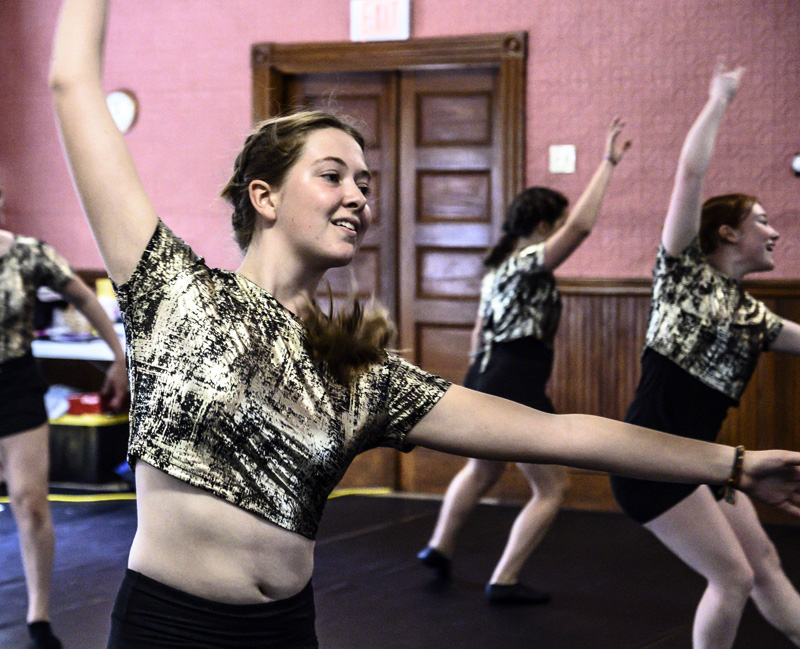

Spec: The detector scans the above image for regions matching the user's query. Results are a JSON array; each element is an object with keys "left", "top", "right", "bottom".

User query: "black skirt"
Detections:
[
  {"left": 464, "top": 336, "right": 555, "bottom": 414},
  {"left": 107, "top": 570, "right": 318, "bottom": 649},
  {"left": 0, "top": 353, "right": 49, "bottom": 438},
  {"left": 610, "top": 348, "right": 736, "bottom": 524}
]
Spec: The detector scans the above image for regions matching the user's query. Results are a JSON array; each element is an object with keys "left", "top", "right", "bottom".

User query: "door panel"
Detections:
[
  {"left": 417, "top": 91, "right": 493, "bottom": 144},
  {"left": 396, "top": 68, "right": 504, "bottom": 491},
  {"left": 397, "top": 68, "right": 501, "bottom": 355},
  {"left": 418, "top": 171, "right": 491, "bottom": 222}
]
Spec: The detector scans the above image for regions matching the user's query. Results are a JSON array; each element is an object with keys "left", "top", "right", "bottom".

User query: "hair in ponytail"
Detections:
[
  {"left": 484, "top": 232, "right": 519, "bottom": 268},
  {"left": 484, "top": 186, "right": 569, "bottom": 268},
  {"left": 302, "top": 289, "right": 396, "bottom": 385}
]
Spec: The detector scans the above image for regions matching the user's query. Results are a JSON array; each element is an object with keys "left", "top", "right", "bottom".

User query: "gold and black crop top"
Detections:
[
  {"left": 644, "top": 238, "right": 782, "bottom": 402},
  {"left": 476, "top": 242, "right": 560, "bottom": 369},
  {"left": 113, "top": 221, "right": 450, "bottom": 539},
  {"left": 0, "top": 236, "right": 75, "bottom": 363}
]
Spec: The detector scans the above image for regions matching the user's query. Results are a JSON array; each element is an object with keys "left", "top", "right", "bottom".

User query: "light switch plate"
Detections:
[{"left": 549, "top": 144, "right": 576, "bottom": 174}]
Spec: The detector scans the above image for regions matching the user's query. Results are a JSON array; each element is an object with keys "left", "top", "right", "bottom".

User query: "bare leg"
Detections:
[
  {"left": 0, "top": 424, "right": 56, "bottom": 623},
  {"left": 719, "top": 494, "right": 800, "bottom": 646},
  {"left": 645, "top": 486, "right": 754, "bottom": 649},
  {"left": 427, "top": 458, "right": 506, "bottom": 555},
  {"left": 489, "top": 463, "right": 568, "bottom": 585}
]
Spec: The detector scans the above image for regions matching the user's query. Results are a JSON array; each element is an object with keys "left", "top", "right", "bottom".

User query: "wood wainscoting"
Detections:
[{"left": 339, "top": 277, "right": 800, "bottom": 524}]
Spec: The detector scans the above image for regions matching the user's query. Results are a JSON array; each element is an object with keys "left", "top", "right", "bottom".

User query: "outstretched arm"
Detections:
[
  {"left": 407, "top": 385, "right": 800, "bottom": 515},
  {"left": 59, "top": 276, "right": 128, "bottom": 410},
  {"left": 661, "top": 62, "right": 744, "bottom": 257},
  {"left": 542, "top": 117, "right": 630, "bottom": 271},
  {"left": 50, "top": 0, "right": 158, "bottom": 284}
]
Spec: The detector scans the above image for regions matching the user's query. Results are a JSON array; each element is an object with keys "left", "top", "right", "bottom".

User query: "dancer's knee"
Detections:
[
  {"left": 750, "top": 539, "right": 784, "bottom": 588},
  {"left": 9, "top": 488, "right": 50, "bottom": 532},
  {"left": 712, "top": 559, "right": 755, "bottom": 602},
  {"left": 525, "top": 466, "right": 569, "bottom": 505},
  {"left": 551, "top": 470, "right": 570, "bottom": 501},
  {"left": 464, "top": 460, "right": 504, "bottom": 490},
  {"left": 539, "top": 479, "right": 568, "bottom": 511}
]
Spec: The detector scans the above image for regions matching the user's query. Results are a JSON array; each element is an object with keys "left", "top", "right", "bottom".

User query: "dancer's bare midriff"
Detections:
[{"left": 128, "top": 461, "right": 315, "bottom": 604}]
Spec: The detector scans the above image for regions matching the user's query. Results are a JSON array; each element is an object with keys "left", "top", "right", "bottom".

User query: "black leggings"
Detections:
[{"left": 107, "top": 570, "right": 318, "bottom": 649}]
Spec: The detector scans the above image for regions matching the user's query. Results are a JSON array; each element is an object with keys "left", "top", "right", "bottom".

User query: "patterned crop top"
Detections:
[
  {"left": 476, "top": 242, "right": 561, "bottom": 369},
  {"left": 0, "top": 235, "right": 75, "bottom": 363},
  {"left": 113, "top": 222, "right": 450, "bottom": 539},
  {"left": 644, "top": 238, "right": 782, "bottom": 401}
]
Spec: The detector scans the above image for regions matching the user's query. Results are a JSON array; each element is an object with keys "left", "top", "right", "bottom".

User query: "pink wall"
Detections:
[{"left": 2, "top": 0, "right": 799, "bottom": 278}]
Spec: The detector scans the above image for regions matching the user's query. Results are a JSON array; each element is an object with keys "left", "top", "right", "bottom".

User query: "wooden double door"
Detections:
[{"left": 251, "top": 34, "right": 526, "bottom": 491}]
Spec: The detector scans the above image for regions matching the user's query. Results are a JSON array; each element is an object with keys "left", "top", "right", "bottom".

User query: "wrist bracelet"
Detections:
[{"left": 723, "top": 445, "right": 745, "bottom": 504}]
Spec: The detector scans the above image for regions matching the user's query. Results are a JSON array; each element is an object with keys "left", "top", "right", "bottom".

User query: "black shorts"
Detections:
[
  {"left": 465, "top": 336, "right": 555, "bottom": 414},
  {"left": 107, "top": 570, "right": 318, "bottom": 649},
  {"left": 0, "top": 353, "right": 49, "bottom": 438},
  {"left": 609, "top": 349, "right": 735, "bottom": 524}
]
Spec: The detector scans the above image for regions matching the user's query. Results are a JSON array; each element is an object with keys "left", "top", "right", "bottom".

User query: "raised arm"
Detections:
[
  {"left": 661, "top": 62, "right": 744, "bottom": 257},
  {"left": 49, "top": 0, "right": 158, "bottom": 284},
  {"left": 407, "top": 385, "right": 800, "bottom": 515},
  {"left": 542, "top": 117, "right": 630, "bottom": 271}
]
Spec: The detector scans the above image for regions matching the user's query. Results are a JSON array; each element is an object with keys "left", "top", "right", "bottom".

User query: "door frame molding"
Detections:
[{"left": 250, "top": 32, "right": 527, "bottom": 215}]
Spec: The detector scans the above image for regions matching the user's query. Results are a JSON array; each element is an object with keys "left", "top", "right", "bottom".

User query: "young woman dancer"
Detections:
[
  {"left": 50, "top": 3, "right": 800, "bottom": 647},
  {"left": 418, "top": 120, "right": 630, "bottom": 605},
  {"left": 0, "top": 187, "right": 128, "bottom": 649},
  {"left": 609, "top": 63, "right": 800, "bottom": 649}
]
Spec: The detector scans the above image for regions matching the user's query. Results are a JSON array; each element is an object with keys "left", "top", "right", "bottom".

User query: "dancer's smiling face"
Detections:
[
  {"left": 261, "top": 127, "right": 372, "bottom": 270},
  {"left": 733, "top": 204, "right": 779, "bottom": 273}
]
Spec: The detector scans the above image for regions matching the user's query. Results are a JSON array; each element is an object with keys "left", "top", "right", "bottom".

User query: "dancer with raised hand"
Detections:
[
  {"left": 610, "top": 62, "right": 800, "bottom": 649},
  {"left": 0, "top": 186, "right": 128, "bottom": 649},
  {"left": 50, "top": 4, "right": 800, "bottom": 647},
  {"left": 418, "top": 120, "right": 630, "bottom": 605}
]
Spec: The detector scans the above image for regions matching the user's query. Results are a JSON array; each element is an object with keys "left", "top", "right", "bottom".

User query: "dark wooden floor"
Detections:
[{"left": 1, "top": 491, "right": 799, "bottom": 648}]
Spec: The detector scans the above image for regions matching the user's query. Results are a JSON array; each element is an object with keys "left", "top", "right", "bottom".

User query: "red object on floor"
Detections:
[{"left": 66, "top": 392, "right": 110, "bottom": 415}]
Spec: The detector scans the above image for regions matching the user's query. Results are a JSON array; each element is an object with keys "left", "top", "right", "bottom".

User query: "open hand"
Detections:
[
  {"left": 605, "top": 116, "right": 631, "bottom": 166},
  {"left": 739, "top": 450, "right": 800, "bottom": 516},
  {"left": 102, "top": 358, "right": 129, "bottom": 412}
]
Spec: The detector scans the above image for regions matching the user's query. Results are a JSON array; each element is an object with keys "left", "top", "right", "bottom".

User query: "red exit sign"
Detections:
[{"left": 350, "top": 0, "right": 410, "bottom": 41}]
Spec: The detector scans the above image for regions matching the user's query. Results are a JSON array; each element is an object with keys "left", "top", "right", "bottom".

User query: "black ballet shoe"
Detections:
[
  {"left": 28, "top": 621, "right": 63, "bottom": 649},
  {"left": 417, "top": 546, "right": 451, "bottom": 580},
  {"left": 485, "top": 582, "right": 551, "bottom": 605}
]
